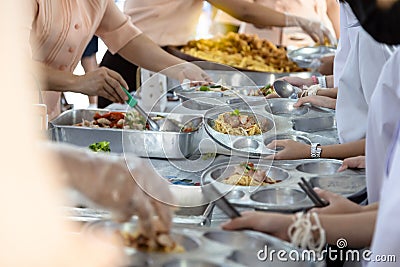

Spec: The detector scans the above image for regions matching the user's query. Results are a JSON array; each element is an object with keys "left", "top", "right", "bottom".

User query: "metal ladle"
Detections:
[{"left": 273, "top": 80, "right": 302, "bottom": 99}]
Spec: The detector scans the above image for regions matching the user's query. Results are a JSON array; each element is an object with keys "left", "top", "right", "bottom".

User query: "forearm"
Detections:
[
  {"left": 320, "top": 211, "right": 376, "bottom": 248},
  {"left": 326, "top": 0, "right": 340, "bottom": 38},
  {"left": 326, "top": 75, "right": 334, "bottom": 88},
  {"left": 320, "top": 139, "right": 365, "bottom": 159},
  {"left": 207, "top": 0, "right": 287, "bottom": 28},
  {"left": 118, "top": 34, "right": 186, "bottom": 79},
  {"left": 33, "top": 62, "right": 78, "bottom": 92},
  {"left": 317, "top": 87, "right": 337, "bottom": 98}
]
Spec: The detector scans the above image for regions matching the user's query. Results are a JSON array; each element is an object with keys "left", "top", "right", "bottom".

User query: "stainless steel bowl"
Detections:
[
  {"left": 292, "top": 115, "right": 336, "bottom": 132},
  {"left": 250, "top": 188, "right": 307, "bottom": 205},
  {"left": 265, "top": 99, "right": 309, "bottom": 117}
]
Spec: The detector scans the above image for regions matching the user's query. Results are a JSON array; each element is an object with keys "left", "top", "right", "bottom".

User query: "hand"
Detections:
[
  {"left": 175, "top": 63, "right": 212, "bottom": 84},
  {"left": 222, "top": 211, "right": 293, "bottom": 241},
  {"left": 265, "top": 92, "right": 281, "bottom": 99},
  {"left": 338, "top": 156, "right": 366, "bottom": 172},
  {"left": 277, "top": 76, "right": 314, "bottom": 88},
  {"left": 265, "top": 140, "right": 310, "bottom": 160},
  {"left": 310, "top": 188, "right": 362, "bottom": 215},
  {"left": 73, "top": 67, "right": 129, "bottom": 103},
  {"left": 286, "top": 15, "right": 337, "bottom": 45},
  {"left": 294, "top": 95, "right": 336, "bottom": 109},
  {"left": 47, "top": 143, "right": 173, "bottom": 238}
]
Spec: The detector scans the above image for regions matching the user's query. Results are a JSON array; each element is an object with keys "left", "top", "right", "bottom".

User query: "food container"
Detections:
[
  {"left": 201, "top": 159, "right": 365, "bottom": 212},
  {"left": 203, "top": 104, "right": 277, "bottom": 156},
  {"left": 50, "top": 109, "right": 203, "bottom": 158},
  {"left": 84, "top": 219, "right": 321, "bottom": 267},
  {"left": 202, "top": 99, "right": 337, "bottom": 157},
  {"left": 288, "top": 46, "right": 336, "bottom": 69}
]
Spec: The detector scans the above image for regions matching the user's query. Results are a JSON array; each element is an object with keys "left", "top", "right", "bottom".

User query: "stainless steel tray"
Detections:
[
  {"left": 63, "top": 205, "right": 215, "bottom": 227},
  {"left": 201, "top": 159, "right": 365, "bottom": 212},
  {"left": 288, "top": 46, "right": 336, "bottom": 68},
  {"left": 175, "top": 86, "right": 266, "bottom": 111},
  {"left": 50, "top": 109, "right": 203, "bottom": 158},
  {"left": 84, "top": 219, "right": 322, "bottom": 267},
  {"left": 203, "top": 99, "right": 337, "bottom": 157}
]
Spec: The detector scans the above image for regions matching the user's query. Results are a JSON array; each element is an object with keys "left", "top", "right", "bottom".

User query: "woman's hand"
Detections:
[
  {"left": 294, "top": 95, "right": 336, "bottom": 109},
  {"left": 73, "top": 67, "right": 129, "bottom": 103},
  {"left": 48, "top": 143, "right": 173, "bottom": 238},
  {"left": 286, "top": 15, "right": 337, "bottom": 45},
  {"left": 167, "top": 62, "right": 212, "bottom": 86},
  {"left": 310, "top": 188, "right": 363, "bottom": 215},
  {"left": 337, "top": 156, "right": 366, "bottom": 172},
  {"left": 277, "top": 76, "right": 314, "bottom": 88},
  {"left": 265, "top": 140, "right": 310, "bottom": 160},
  {"left": 222, "top": 211, "right": 293, "bottom": 241}
]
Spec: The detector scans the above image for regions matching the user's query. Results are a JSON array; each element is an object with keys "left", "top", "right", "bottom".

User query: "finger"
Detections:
[
  {"left": 102, "top": 82, "right": 122, "bottom": 103},
  {"left": 221, "top": 212, "right": 254, "bottom": 230},
  {"left": 152, "top": 201, "right": 173, "bottom": 231},
  {"left": 337, "top": 164, "right": 348, "bottom": 172},
  {"left": 313, "top": 187, "right": 337, "bottom": 202},
  {"left": 265, "top": 93, "right": 280, "bottom": 99},
  {"left": 294, "top": 98, "right": 307, "bottom": 107},
  {"left": 266, "top": 140, "right": 285, "bottom": 150},
  {"left": 202, "top": 73, "right": 213, "bottom": 83},
  {"left": 135, "top": 199, "right": 156, "bottom": 238},
  {"left": 105, "top": 76, "right": 128, "bottom": 103},
  {"left": 107, "top": 68, "right": 130, "bottom": 91}
]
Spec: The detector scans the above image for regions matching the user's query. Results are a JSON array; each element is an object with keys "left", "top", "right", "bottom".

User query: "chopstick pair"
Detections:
[
  {"left": 202, "top": 182, "right": 241, "bottom": 219},
  {"left": 298, "top": 177, "right": 329, "bottom": 208}
]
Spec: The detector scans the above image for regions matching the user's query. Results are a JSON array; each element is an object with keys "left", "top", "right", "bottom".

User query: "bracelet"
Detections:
[
  {"left": 288, "top": 211, "right": 326, "bottom": 253},
  {"left": 311, "top": 143, "right": 322, "bottom": 158},
  {"left": 311, "top": 75, "right": 318, "bottom": 85},
  {"left": 317, "top": 76, "right": 327, "bottom": 88}
]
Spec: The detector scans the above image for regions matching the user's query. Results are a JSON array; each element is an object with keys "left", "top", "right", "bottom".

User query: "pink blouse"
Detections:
[
  {"left": 124, "top": 0, "right": 204, "bottom": 46},
  {"left": 28, "top": 0, "right": 142, "bottom": 119}
]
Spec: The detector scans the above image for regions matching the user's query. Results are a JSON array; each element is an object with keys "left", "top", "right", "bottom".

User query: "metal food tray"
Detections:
[
  {"left": 49, "top": 109, "right": 203, "bottom": 158},
  {"left": 84, "top": 219, "right": 322, "bottom": 267},
  {"left": 201, "top": 158, "right": 365, "bottom": 212},
  {"left": 288, "top": 46, "right": 336, "bottom": 68},
  {"left": 203, "top": 99, "right": 337, "bottom": 157}
]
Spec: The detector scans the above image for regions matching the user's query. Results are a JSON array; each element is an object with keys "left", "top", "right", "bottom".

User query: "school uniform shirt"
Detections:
[
  {"left": 27, "top": 0, "right": 142, "bottom": 120},
  {"left": 366, "top": 47, "right": 400, "bottom": 203},
  {"left": 368, "top": 122, "right": 400, "bottom": 266},
  {"left": 124, "top": 0, "right": 203, "bottom": 46},
  {"left": 334, "top": 3, "right": 396, "bottom": 144},
  {"left": 239, "top": 0, "right": 337, "bottom": 47}
]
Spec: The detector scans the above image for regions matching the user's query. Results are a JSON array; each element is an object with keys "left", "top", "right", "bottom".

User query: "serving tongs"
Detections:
[
  {"left": 298, "top": 177, "right": 329, "bottom": 208},
  {"left": 121, "top": 86, "right": 160, "bottom": 131},
  {"left": 202, "top": 182, "right": 241, "bottom": 219}
]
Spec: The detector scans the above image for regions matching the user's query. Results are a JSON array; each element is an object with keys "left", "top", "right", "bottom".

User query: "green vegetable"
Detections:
[
  {"left": 199, "top": 85, "right": 210, "bottom": 91},
  {"left": 231, "top": 109, "right": 240, "bottom": 116},
  {"left": 89, "top": 141, "right": 111, "bottom": 152}
]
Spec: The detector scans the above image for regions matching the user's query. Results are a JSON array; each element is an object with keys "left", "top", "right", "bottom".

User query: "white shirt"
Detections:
[
  {"left": 368, "top": 122, "right": 400, "bottom": 266},
  {"left": 334, "top": 3, "right": 396, "bottom": 143},
  {"left": 366, "top": 47, "right": 400, "bottom": 203}
]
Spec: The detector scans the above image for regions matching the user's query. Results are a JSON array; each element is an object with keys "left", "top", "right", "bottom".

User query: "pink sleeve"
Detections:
[{"left": 96, "top": 0, "right": 142, "bottom": 54}]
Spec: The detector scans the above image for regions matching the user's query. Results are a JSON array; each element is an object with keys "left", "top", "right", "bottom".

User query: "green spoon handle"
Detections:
[{"left": 121, "top": 86, "right": 137, "bottom": 107}]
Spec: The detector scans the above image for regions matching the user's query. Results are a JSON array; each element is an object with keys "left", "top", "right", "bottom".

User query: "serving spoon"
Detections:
[{"left": 273, "top": 80, "right": 302, "bottom": 99}]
